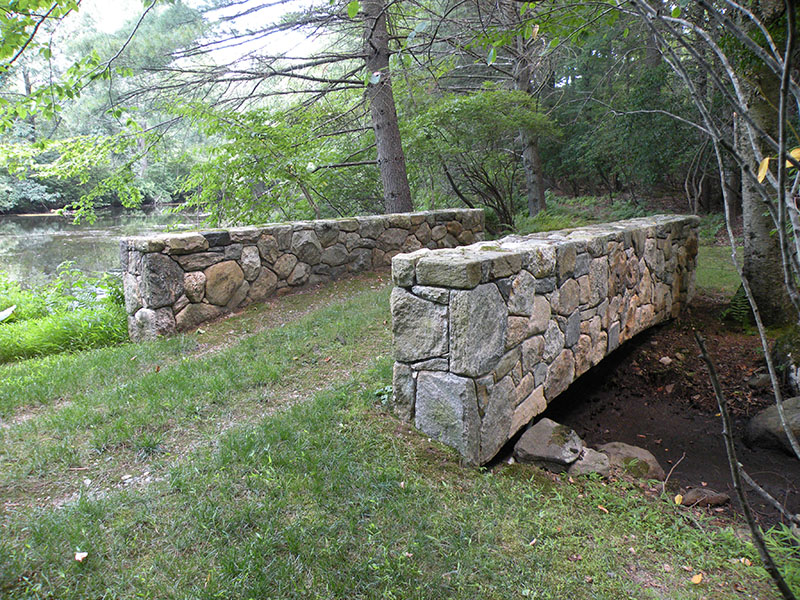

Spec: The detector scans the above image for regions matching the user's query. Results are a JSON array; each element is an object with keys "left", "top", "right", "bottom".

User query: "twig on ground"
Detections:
[
  {"left": 661, "top": 451, "right": 686, "bottom": 496},
  {"left": 740, "top": 467, "right": 800, "bottom": 528},
  {"left": 695, "top": 331, "right": 797, "bottom": 600}
]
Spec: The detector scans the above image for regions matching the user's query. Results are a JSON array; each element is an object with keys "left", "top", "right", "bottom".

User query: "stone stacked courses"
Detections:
[
  {"left": 390, "top": 215, "right": 699, "bottom": 466},
  {"left": 121, "top": 209, "right": 485, "bottom": 341}
]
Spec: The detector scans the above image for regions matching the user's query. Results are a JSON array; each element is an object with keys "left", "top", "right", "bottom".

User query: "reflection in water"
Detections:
[{"left": 0, "top": 208, "right": 207, "bottom": 286}]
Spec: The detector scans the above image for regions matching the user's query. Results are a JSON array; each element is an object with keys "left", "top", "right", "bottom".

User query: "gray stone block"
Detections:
[
  {"left": 415, "top": 372, "right": 480, "bottom": 464},
  {"left": 141, "top": 253, "right": 184, "bottom": 309},
  {"left": 391, "top": 288, "right": 448, "bottom": 363},
  {"left": 392, "top": 362, "right": 415, "bottom": 423},
  {"left": 450, "top": 283, "right": 507, "bottom": 377}
]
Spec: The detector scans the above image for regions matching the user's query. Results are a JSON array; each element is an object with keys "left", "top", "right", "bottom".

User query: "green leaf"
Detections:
[
  {"left": 487, "top": 47, "right": 497, "bottom": 65},
  {"left": 671, "top": 6, "right": 681, "bottom": 17},
  {"left": 347, "top": 0, "right": 360, "bottom": 19},
  {"left": 523, "top": 24, "right": 532, "bottom": 39}
]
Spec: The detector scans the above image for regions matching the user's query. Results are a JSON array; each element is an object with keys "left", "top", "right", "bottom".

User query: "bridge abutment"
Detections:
[{"left": 390, "top": 215, "right": 699, "bottom": 465}]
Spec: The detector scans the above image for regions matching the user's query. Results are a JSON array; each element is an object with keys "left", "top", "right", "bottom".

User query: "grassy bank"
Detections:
[
  {"left": 0, "top": 265, "right": 127, "bottom": 363},
  {"left": 0, "top": 267, "right": 791, "bottom": 598}
]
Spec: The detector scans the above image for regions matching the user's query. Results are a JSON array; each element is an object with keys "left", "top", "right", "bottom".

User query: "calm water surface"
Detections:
[{"left": 0, "top": 207, "right": 207, "bottom": 286}]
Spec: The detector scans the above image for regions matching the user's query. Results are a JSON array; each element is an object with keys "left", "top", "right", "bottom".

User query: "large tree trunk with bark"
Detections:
[
  {"left": 522, "top": 134, "right": 546, "bottom": 216},
  {"left": 505, "top": 0, "right": 546, "bottom": 216},
  {"left": 739, "top": 69, "right": 792, "bottom": 325},
  {"left": 363, "top": 0, "right": 413, "bottom": 214}
]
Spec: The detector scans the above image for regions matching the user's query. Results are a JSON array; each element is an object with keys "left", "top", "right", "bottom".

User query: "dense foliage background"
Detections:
[{"left": 0, "top": 0, "right": 748, "bottom": 227}]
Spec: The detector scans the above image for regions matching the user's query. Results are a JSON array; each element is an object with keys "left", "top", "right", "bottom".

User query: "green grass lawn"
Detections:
[
  {"left": 0, "top": 260, "right": 791, "bottom": 599},
  {"left": 696, "top": 246, "right": 742, "bottom": 298}
]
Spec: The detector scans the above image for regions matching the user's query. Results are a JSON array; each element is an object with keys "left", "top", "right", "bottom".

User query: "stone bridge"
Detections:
[{"left": 390, "top": 215, "right": 699, "bottom": 465}]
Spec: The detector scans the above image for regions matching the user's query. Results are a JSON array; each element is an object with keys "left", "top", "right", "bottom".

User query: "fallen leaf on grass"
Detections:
[
  {"left": 674, "top": 494, "right": 683, "bottom": 505},
  {"left": 740, "top": 557, "right": 752, "bottom": 566},
  {"left": 568, "top": 554, "right": 582, "bottom": 562},
  {"left": 74, "top": 551, "right": 88, "bottom": 562},
  {"left": 663, "top": 564, "right": 672, "bottom": 572},
  {"left": 691, "top": 573, "right": 703, "bottom": 585}
]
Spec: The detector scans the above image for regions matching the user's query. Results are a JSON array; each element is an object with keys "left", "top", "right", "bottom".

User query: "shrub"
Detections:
[{"left": 0, "top": 265, "right": 127, "bottom": 363}]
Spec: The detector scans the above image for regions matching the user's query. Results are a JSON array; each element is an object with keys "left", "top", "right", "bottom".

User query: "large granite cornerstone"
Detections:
[
  {"left": 121, "top": 209, "right": 484, "bottom": 340},
  {"left": 390, "top": 214, "right": 699, "bottom": 465}
]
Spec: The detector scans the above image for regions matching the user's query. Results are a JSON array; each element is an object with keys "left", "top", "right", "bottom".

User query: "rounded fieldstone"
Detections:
[
  {"left": 513, "top": 418, "right": 584, "bottom": 472},
  {"left": 321, "top": 244, "right": 349, "bottom": 267},
  {"left": 141, "top": 253, "right": 184, "bottom": 309},
  {"left": 287, "top": 262, "right": 310, "bottom": 286},
  {"left": 744, "top": 397, "right": 800, "bottom": 455},
  {"left": 204, "top": 261, "right": 245, "bottom": 306},
  {"left": 130, "top": 306, "right": 176, "bottom": 341},
  {"left": 273, "top": 253, "right": 298, "bottom": 279},
  {"left": 257, "top": 234, "right": 279, "bottom": 263},
  {"left": 249, "top": 268, "right": 278, "bottom": 301},
  {"left": 291, "top": 230, "right": 322, "bottom": 264},
  {"left": 241, "top": 245, "right": 261, "bottom": 281},
  {"left": 175, "top": 303, "right": 224, "bottom": 332},
  {"left": 568, "top": 447, "right": 611, "bottom": 477},
  {"left": 184, "top": 271, "right": 206, "bottom": 303},
  {"left": 598, "top": 442, "right": 666, "bottom": 480}
]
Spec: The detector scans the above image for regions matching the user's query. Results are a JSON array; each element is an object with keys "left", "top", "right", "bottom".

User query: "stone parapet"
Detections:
[
  {"left": 390, "top": 215, "right": 699, "bottom": 465},
  {"left": 121, "top": 209, "right": 484, "bottom": 340}
]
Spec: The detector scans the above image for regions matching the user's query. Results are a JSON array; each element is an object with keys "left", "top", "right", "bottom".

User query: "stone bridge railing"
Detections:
[
  {"left": 121, "top": 209, "right": 484, "bottom": 341},
  {"left": 390, "top": 215, "right": 699, "bottom": 465}
]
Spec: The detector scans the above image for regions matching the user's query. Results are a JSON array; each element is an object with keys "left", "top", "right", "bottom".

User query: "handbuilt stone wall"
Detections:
[
  {"left": 121, "top": 209, "right": 484, "bottom": 341},
  {"left": 390, "top": 215, "right": 699, "bottom": 465}
]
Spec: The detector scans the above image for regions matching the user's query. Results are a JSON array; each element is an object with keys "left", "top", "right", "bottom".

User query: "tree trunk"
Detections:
[
  {"left": 523, "top": 135, "right": 546, "bottom": 215},
  {"left": 504, "top": 0, "right": 546, "bottom": 217},
  {"left": 739, "top": 70, "right": 792, "bottom": 325},
  {"left": 363, "top": 0, "right": 413, "bottom": 214},
  {"left": 22, "top": 66, "right": 35, "bottom": 141}
]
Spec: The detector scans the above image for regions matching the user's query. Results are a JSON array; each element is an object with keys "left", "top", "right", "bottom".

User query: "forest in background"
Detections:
[{"left": 0, "top": 0, "right": 733, "bottom": 228}]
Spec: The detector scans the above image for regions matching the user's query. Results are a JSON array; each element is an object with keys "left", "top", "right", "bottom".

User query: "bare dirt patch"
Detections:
[{"left": 544, "top": 293, "right": 800, "bottom": 528}]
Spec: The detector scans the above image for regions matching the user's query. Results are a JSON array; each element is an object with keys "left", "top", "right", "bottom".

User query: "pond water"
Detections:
[{"left": 0, "top": 207, "right": 207, "bottom": 286}]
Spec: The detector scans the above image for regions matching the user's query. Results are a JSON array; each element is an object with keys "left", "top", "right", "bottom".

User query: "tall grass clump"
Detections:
[{"left": 0, "top": 263, "right": 128, "bottom": 363}]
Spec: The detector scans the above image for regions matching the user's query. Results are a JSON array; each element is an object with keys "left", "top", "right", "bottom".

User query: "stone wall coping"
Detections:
[
  {"left": 392, "top": 214, "right": 699, "bottom": 290},
  {"left": 124, "top": 209, "right": 485, "bottom": 252}
]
